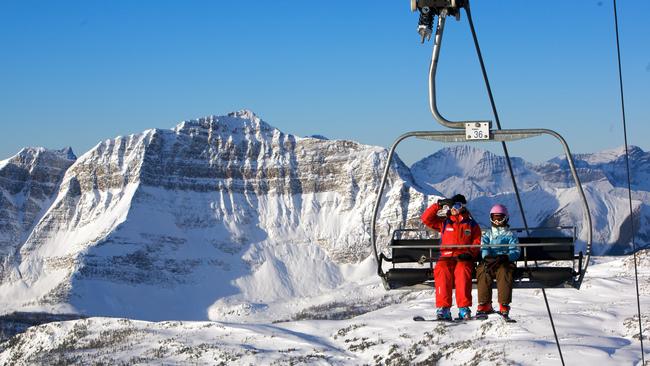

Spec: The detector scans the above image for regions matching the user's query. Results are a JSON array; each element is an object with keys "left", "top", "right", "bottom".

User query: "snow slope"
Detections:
[{"left": 1, "top": 251, "right": 648, "bottom": 365}]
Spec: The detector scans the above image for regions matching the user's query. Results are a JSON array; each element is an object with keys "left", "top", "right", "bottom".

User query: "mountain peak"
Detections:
[
  {"left": 4, "top": 147, "right": 77, "bottom": 166},
  {"left": 227, "top": 109, "right": 260, "bottom": 122},
  {"left": 411, "top": 145, "right": 497, "bottom": 176},
  {"left": 59, "top": 147, "right": 77, "bottom": 160},
  {"left": 551, "top": 145, "right": 646, "bottom": 166},
  {"left": 173, "top": 110, "right": 276, "bottom": 137}
]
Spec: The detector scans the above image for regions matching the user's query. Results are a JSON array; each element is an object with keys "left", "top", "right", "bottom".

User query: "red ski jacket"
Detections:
[{"left": 421, "top": 203, "right": 481, "bottom": 258}]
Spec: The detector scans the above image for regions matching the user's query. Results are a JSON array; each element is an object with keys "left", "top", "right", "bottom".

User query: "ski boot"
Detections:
[
  {"left": 475, "top": 303, "right": 494, "bottom": 319},
  {"left": 499, "top": 304, "right": 511, "bottom": 317},
  {"left": 457, "top": 307, "right": 472, "bottom": 320},
  {"left": 436, "top": 307, "right": 452, "bottom": 321}
]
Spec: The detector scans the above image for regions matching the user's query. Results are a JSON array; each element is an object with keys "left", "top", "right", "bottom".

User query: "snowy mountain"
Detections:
[
  {"left": 0, "top": 111, "right": 433, "bottom": 321},
  {"left": 412, "top": 145, "right": 650, "bottom": 255}
]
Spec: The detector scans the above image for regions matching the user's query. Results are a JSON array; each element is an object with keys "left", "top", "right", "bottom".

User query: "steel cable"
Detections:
[
  {"left": 464, "top": 2, "right": 565, "bottom": 364},
  {"left": 612, "top": 0, "right": 645, "bottom": 362}
]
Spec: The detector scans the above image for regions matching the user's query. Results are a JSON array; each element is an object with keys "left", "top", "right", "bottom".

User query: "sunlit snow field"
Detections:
[{"left": 1, "top": 253, "right": 648, "bottom": 365}]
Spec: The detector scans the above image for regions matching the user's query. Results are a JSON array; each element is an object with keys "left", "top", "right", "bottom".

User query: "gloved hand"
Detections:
[
  {"left": 487, "top": 255, "right": 509, "bottom": 271},
  {"left": 457, "top": 253, "right": 474, "bottom": 261},
  {"left": 436, "top": 198, "right": 452, "bottom": 217}
]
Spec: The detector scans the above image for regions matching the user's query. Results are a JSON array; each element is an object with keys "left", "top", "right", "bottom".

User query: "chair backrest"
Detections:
[
  {"left": 518, "top": 236, "right": 575, "bottom": 261},
  {"left": 390, "top": 239, "right": 440, "bottom": 263},
  {"left": 389, "top": 236, "right": 576, "bottom": 263},
  {"left": 384, "top": 232, "right": 579, "bottom": 289}
]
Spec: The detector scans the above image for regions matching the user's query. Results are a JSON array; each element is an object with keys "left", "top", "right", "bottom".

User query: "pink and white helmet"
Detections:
[
  {"left": 490, "top": 204, "right": 509, "bottom": 226},
  {"left": 490, "top": 204, "right": 508, "bottom": 216}
]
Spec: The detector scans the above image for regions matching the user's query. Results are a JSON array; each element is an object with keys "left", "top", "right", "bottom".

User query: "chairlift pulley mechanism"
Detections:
[{"left": 411, "top": 0, "right": 464, "bottom": 42}]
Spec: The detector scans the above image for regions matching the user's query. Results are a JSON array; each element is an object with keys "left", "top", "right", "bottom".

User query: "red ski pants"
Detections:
[{"left": 434, "top": 258, "right": 474, "bottom": 308}]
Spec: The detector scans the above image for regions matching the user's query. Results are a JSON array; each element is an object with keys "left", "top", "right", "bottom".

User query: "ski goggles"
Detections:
[{"left": 452, "top": 202, "right": 465, "bottom": 211}]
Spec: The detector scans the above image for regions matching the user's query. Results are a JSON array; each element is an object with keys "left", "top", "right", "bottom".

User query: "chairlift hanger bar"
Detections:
[{"left": 415, "top": 0, "right": 487, "bottom": 130}]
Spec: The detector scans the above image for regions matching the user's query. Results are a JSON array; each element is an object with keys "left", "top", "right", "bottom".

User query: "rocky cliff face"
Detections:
[{"left": 0, "top": 147, "right": 76, "bottom": 282}]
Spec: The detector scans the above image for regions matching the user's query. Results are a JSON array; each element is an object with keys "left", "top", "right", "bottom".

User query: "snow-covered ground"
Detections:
[{"left": 2, "top": 252, "right": 648, "bottom": 365}]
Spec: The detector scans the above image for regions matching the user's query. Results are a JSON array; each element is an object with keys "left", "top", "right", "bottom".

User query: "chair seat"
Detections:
[{"left": 385, "top": 268, "right": 432, "bottom": 287}]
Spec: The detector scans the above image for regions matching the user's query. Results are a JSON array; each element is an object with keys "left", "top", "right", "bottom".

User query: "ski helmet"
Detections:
[
  {"left": 490, "top": 204, "right": 509, "bottom": 226},
  {"left": 490, "top": 204, "right": 508, "bottom": 216},
  {"left": 451, "top": 194, "right": 467, "bottom": 204}
]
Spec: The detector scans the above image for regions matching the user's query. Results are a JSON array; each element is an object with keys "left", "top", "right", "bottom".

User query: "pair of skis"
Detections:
[{"left": 413, "top": 311, "right": 516, "bottom": 323}]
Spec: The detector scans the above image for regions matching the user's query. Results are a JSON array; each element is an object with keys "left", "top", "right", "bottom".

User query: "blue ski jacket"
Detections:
[{"left": 481, "top": 226, "right": 520, "bottom": 262}]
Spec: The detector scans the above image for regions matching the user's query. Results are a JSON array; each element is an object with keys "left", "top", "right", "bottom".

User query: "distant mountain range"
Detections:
[
  {"left": 411, "top": 144, "right": 650, "bottom": 255},
  {"left": 0, "top": 110, "right": 647, "bottom": 320}
]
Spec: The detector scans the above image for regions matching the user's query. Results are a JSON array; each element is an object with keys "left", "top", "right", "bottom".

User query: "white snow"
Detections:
[{"left": 1, "top": 253, "right": 648, "bottom": 365}]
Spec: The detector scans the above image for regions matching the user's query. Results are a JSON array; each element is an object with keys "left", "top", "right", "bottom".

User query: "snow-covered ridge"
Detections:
[{"left": 411, "top": 144, "right": 650, "bottom": 255}]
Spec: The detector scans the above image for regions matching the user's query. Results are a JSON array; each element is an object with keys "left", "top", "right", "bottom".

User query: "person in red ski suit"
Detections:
[{"left": 421, "top": 194, "right": 481, "bottom": 320}]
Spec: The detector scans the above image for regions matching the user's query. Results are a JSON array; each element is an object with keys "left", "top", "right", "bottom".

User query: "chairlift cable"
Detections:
[
  {"left": 465, "top": 2, "right": 565, "bottom": 364},
  {"left": 612, "top": 0, "right": 645, "bottom": 361},
  {"left": 463, "top": 2, "right": 530, "bottom": 234}
]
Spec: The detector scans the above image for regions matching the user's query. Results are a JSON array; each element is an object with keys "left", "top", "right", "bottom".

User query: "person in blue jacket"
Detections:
[{"left": 476, "top": 204, "right": 520, "bottom": 317}]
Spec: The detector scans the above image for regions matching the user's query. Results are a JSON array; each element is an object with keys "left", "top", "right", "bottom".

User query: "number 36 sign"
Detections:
[{"left": 465, "top": 122, "right": 490, "bottom": 140}]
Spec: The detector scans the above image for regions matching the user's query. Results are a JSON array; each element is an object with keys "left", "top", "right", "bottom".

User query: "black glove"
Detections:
[
  {"left": 457, "top": 253, "right": 474, "bottom": 261},
  {"left": 437, "top": 198, "right": 453, "bottom": 207}
]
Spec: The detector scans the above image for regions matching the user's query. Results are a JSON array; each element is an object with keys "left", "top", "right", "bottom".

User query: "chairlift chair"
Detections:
[{"left": 370, "top": 0, "right": 593, "bottom": 291}]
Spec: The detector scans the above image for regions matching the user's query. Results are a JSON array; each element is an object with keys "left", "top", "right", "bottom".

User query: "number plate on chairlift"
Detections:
[{"left": 465, "top": 122, "right": 490, "bottom": 140}]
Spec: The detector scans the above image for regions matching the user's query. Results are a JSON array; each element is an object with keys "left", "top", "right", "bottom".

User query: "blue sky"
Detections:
[{"left": 1, "top": 1, "right": 648, "bottom": 164}]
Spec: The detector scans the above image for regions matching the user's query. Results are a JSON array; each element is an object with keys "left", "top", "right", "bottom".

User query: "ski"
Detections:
[
  {"left": 475, "top": 313, "right": 489, "bottom": 320},
  {"left": 475, "top": 311, "right": 516, "bottom": 323},
  {"left": 413, "top": 315, "right": 457, "bottom": 322},
  {"left": 497, "top": 312, "right": 517, "bottom": 323},
  {"left": 454, "top": 316, "right": 474, "bottom": 321}
]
